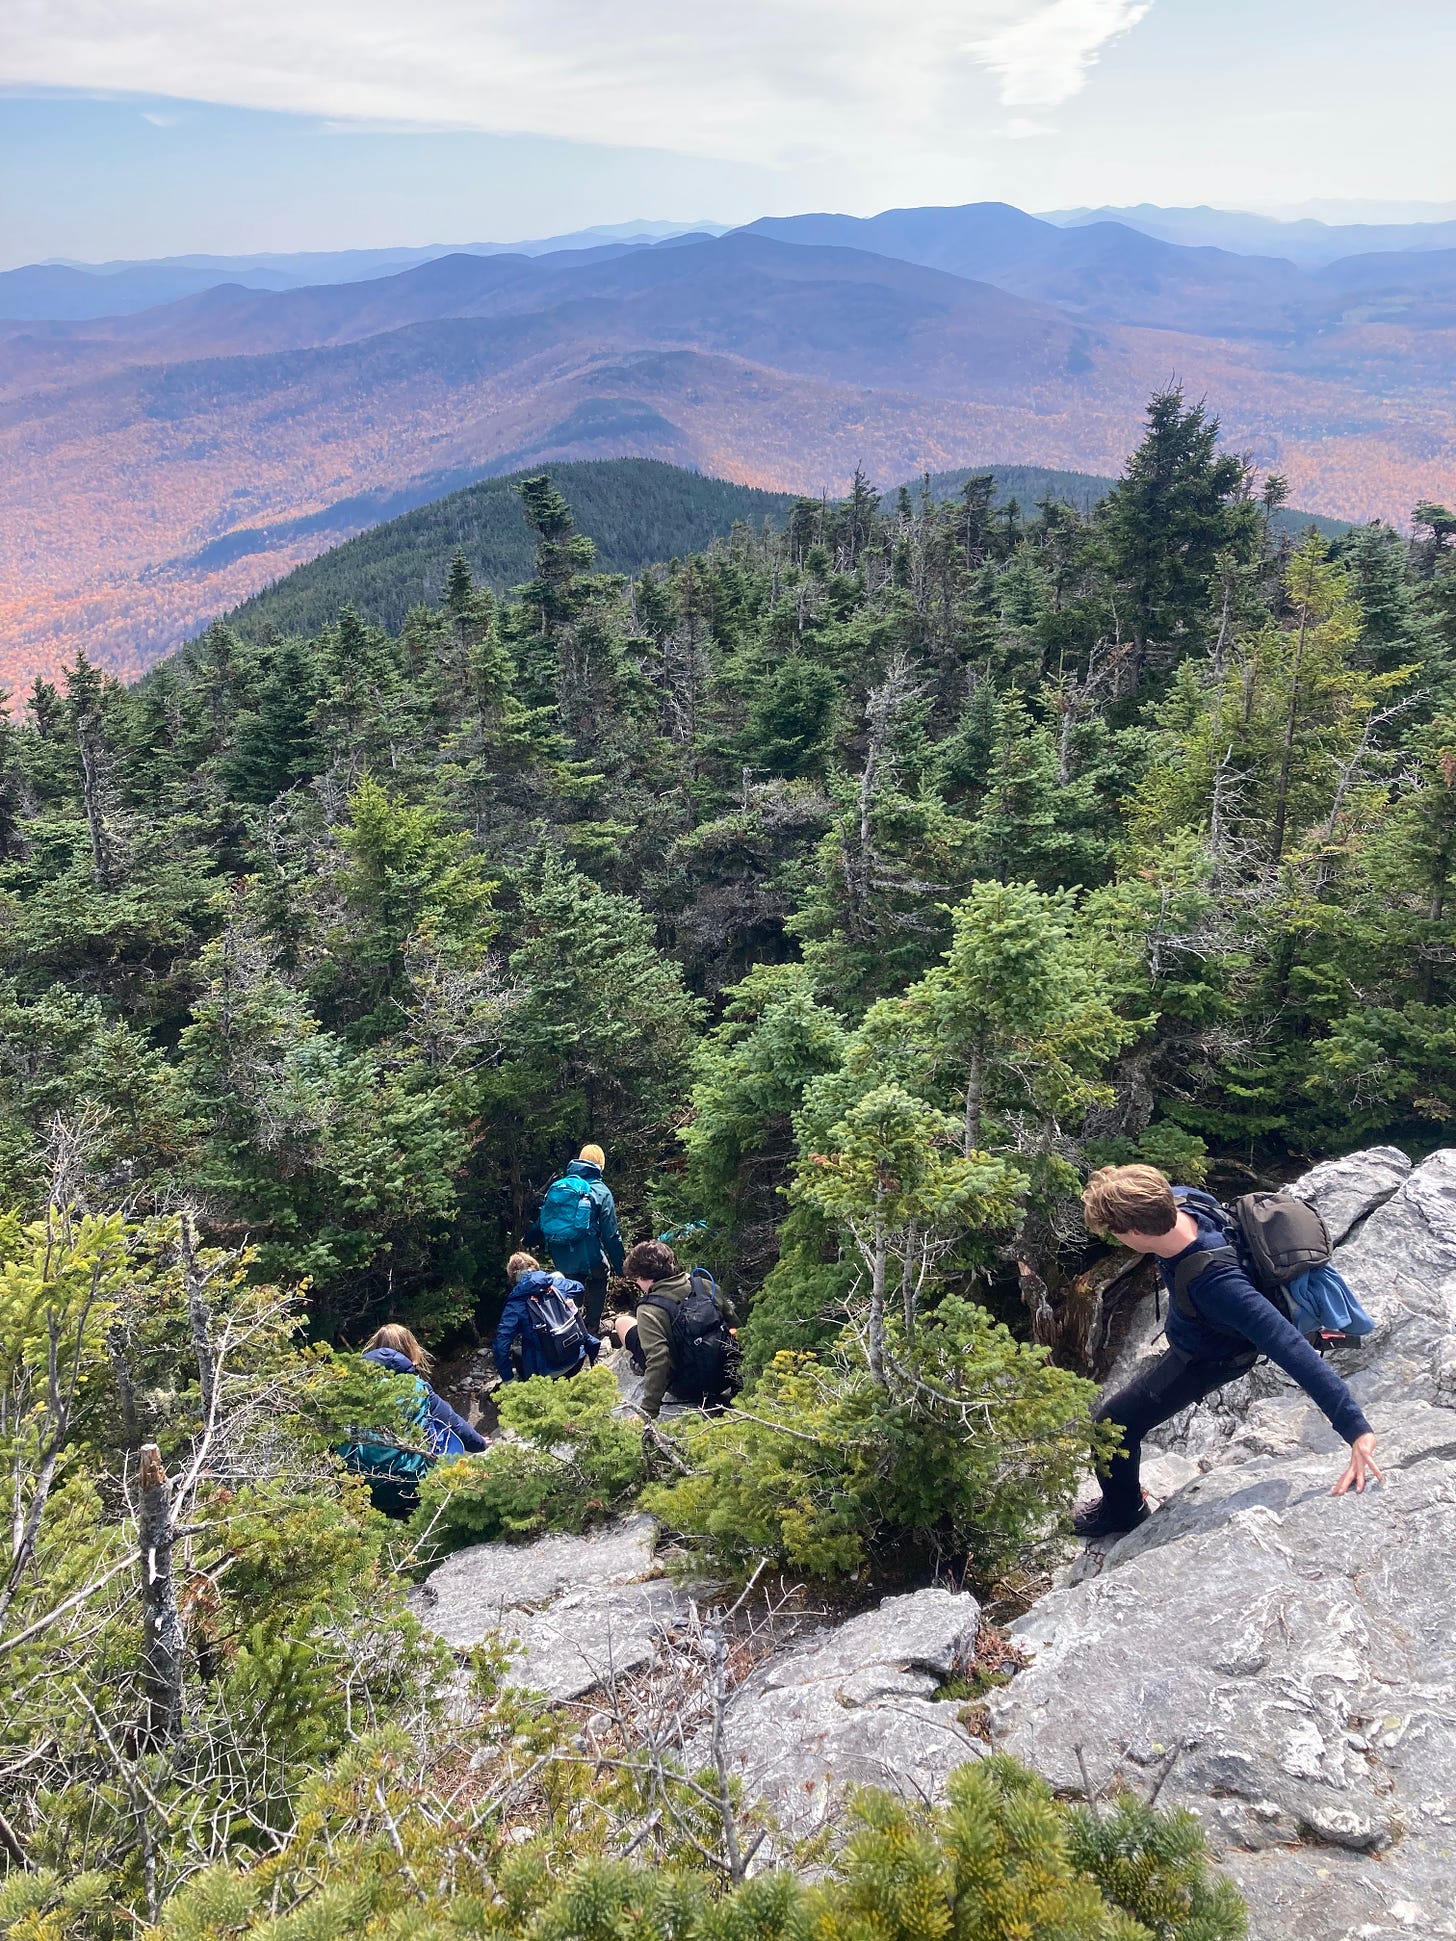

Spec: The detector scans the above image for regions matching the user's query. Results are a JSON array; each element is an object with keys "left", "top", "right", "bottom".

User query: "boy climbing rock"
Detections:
[{"left": 1077, "top": 1164, "right": 1382, "bottom": 1539}]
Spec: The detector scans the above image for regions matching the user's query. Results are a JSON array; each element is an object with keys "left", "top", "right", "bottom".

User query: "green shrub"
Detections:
[
  {"left": 1067, "top": 1788, "right": 1248, "bottom": 1940},
  {"left": 646, "top": 1295, "right": 1108, "bottom": 1590},
  {"left": 409, "top": 1365, "right": 646, "bottom": 1552},
  {"left": 148, "top": 1738, "right": 1244, "bottom": 1941},
  {"left": 736, "top": 1230, "right": 854, "bottom": 1373}
]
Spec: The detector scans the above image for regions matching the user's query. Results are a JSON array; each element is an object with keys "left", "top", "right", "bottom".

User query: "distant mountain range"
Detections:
[
  {"left": 15, "top": 200, "right": 1456, "bottom": 322},
  {"left": 3, "top": 201, "right": 1454, "bottom": 687},
  {"left": 13, "top": 199, "right": 1456, "bottom": 320},
  {"left": 1040, "top": 203, "right": 1456, "bottom": 269},
  {"left": 0, "top": 223, "right": 726, "bottom": 321}
]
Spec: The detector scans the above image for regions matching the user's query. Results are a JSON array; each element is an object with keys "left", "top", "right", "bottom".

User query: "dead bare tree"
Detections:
[
  {"left": 138, "top": 1444, "right": 184, "bottom": 1744},
  {"left": 177, "top": 1212, "right": 218, "bottom": 1422},
  {"left": 1313, "top": 697, "right": 1420, "bottom": 895}
]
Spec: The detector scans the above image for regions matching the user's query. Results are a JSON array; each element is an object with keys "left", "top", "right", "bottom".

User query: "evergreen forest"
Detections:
[
  {"left": 4, "top": 387, "right": 1453, "bottom": 1938},
  {"left": 224, "top": 460, "right": 802, "bottom": 642}
]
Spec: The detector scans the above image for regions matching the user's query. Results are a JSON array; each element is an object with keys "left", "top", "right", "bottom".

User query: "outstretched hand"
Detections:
[{"left": 1332, "top": 1431, "right": 1383, "bottom": 1496}]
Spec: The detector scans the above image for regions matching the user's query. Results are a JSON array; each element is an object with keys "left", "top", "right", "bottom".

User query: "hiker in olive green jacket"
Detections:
[{"left": 611, "top": 1239, "right": 691, "bottom": 1418}]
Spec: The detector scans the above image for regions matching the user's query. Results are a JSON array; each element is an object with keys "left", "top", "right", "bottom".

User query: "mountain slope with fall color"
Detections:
[{"left": 4, "top": 216, "right": 1456, "bottom": 685}]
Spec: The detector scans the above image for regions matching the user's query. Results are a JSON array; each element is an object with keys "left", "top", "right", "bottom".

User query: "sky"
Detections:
[{"left": 3, "top": 0, "right": 1455, "bottom": 267}]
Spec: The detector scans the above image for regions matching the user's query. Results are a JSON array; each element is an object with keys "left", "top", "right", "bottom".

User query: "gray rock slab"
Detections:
[
  {"left": 759, "top": 1587, "right": 981, "bottom": 1692},
  {"left": 1219, "top": 1841, "right": 1456, "bottom": 1941},
  {"left": 1290, "top": 1146, "right": 1411, "bottom": 1245},
  {"left": 1335, "top": 1148, "right": 1456, "bottom": 1339},
  {"left": 993, "top": 1448, "right": 1456, "bottom": 1842},
  {"left": 988, "top": 1145, "right": 1456, "bottom": 1941},
  {"left": 501, "top": 1580, "right": 690, "bottom": 1701},
  {"left": 706, "top": 1589, "right": 984, "bottom": 1839},
  {"left": 410, "top": 1514, "right": 659, "bottom": 1649},
  {"left": 721, "top": 1680, "right": 984, "bottom": 1839}
]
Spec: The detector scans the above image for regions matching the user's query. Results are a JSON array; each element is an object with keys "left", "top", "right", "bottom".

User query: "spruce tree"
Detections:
[
  {"left": 1100, "top": 387, "right": 1254, "bottom": 681},
  {"left": 222, "top": 641, "right": 323, "bottom": 806}
]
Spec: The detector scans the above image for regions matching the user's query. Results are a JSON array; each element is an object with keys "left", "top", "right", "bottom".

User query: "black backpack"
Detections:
[
  {"left": 642, "top": 1267, "right": 740, "bottom": 1406},
  {"left": 1171, "top": 1187, "right": 1333, "bottom": 1326},
  {"left": 528, "top": 1278, "right": 589, "bottom": 1374}
]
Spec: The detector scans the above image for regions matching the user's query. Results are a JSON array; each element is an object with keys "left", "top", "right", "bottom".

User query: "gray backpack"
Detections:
[{"left": 1171, "top": 1187, "right": 1333, "bottom": 1325}]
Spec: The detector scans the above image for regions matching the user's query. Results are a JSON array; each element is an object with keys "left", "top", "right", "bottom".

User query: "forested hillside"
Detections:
[
  {"left": 4, "top": 383, "right": 1451, "bottom": 1933},
  {"left": 4, "top": 389, "right": 1453, "bottom": 1335},
  {"left": 11, "top": 210, "right": 1456, "bottom": 685},
  {"left": 227, "top": 460, "right": 799, "bottom": 638},
  {"left": 230, "top": 457, "right": 1351, "bottom": 643}
]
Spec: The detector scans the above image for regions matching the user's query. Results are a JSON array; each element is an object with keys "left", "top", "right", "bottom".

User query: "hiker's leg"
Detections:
[
  {"left": 617, "top": 1312, "right": 644, "bottom": 1374},
  {"left": 581, "top": 1270, "right": 608, "bottom": 1334},
  {"left": 1094, "top": 1351, "right": 1247, "bottom": 1521}
]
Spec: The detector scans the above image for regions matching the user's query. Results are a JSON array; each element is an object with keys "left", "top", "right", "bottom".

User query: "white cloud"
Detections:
[
  {"left": 966, "top": 0, "right": 1153, "bottom": 111},
  {"left": 2, "top": 2, "right": 1151, "bottom": 166}
]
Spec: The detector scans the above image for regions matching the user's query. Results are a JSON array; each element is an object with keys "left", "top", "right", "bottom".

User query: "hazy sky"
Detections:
[{"left": 3, "top": 0, "right": 1453, "bottom": 265}]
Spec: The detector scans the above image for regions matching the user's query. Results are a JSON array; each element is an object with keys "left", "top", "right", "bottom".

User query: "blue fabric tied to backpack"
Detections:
[{"left": 1285, "top": 1263, "right": 1375, "bottom": 1340}]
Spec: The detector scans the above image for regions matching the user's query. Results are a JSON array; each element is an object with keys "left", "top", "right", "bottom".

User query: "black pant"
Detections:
[
  {"left": 1094, "top": 1348, "right": 1256, "bottom": 1521},
  {"left": 580, "top": 1269, "right": 608, "bottom": 1335}
]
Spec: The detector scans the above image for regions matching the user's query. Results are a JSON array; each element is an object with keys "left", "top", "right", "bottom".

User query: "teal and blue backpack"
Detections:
[
  {"left": 538, "top": 1175, "right": 598, "bottom": 1254},
  {"left": 340, "top": 1374, "right": 439, "bottom": 1518}
]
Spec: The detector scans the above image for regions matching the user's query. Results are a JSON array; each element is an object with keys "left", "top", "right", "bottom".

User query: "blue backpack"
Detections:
[
  {"left": 1285, "top": 1264, "right": 1375, "bottom": 1341},
  {"left": 538, "top": 1176, "right": 598, "bottom": 1254}
]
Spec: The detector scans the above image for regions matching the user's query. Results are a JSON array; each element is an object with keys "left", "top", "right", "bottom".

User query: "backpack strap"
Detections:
[{"left": 1170, "top": 1242, "right": 1240, "bottom": 1322}]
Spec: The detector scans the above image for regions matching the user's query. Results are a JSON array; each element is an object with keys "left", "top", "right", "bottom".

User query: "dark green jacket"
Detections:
[{"left": 635, "top": 1270, "right": 690, "bottom": 1418}]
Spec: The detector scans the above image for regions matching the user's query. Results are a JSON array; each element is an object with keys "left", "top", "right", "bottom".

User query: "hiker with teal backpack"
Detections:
[
  {"left": 525, "top": 1143, "right": 624, "bottom": 1333},
  {"left": 1075, "top": 1165, "right": 1381, "bottom": 1540},
  {"left": 611, "top": 1239, "right": 740, "bottom": 1418},
  {"left": 493, "top": 1250, "right": 600, "bottom": 1382},
  {"left": 341, "top": 1324, "right": 487, "bottom": 1518}
]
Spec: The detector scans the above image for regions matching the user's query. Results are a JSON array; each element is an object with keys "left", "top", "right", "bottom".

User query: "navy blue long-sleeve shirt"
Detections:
[
  {"left": 1162, "top": 1213, "right": 1372, "bottom": 1446},
  {"left": 363, "top": 1346, "right": 487, "bottom": 1451},
  {"left": 493, "top": 1270, "right": 588, "bottom": 1381}
]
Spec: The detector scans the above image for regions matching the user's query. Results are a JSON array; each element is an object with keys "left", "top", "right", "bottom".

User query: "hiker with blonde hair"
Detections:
[
  {"left": 524, "top": 1143, "right": 625, "bottom": 1333},
  {"left": 361, "top": 1325, "right": 486, "bottom": 1451},
  {"left": 340, "top": 1322, "right": 487, "bottom": 1516},
  {"left": 493, "top": 1250, "right": 598, "bottom": 1383}
]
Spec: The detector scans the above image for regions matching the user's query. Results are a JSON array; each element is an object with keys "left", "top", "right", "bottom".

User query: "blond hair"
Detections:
[
  {"left": 363, "top": 1323, "right": 433, "bottom": 1376},
  {"left": 1081, "top": 1164, "right": 1178, "bottom": 1238},
  {"left": 578, "top": 1142, "right": 606, "bottom": 1169},
  {"left": 508, "top": 1251, "right": 540, "bottom": 1283}
]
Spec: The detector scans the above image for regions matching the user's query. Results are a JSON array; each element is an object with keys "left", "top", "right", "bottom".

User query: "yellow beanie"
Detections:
[{"left": 578, "top": 1143, "right": 606, "bottom": 1169}]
